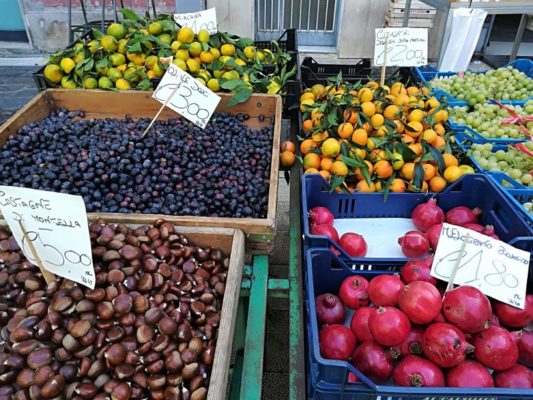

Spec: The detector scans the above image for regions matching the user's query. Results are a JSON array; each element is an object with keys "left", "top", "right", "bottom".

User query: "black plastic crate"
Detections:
[
  {"left": 254, "top": 29, "right": 298, "bottom": 53},
  {"left": 301, "top": 57, "right": 416, "bottom": 88}
]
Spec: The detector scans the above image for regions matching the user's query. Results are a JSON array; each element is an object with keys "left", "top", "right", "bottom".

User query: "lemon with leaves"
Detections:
[
  {"left": 115, "top": 78, "right": 131, "bottom": 90},
  {"left": 107, "top": 68, "right": 122, "bottom": 82},
  {"left": 207, "top": 78, "right": 220, "bottom": 92},
  {"left": 73, "top": 51, "right": 85, "bottom": 64},
  {"left": 117, "top": 39, "right": 128, "bottom": 54},
  {"left": 152, "top": 62, "right": 165, "bottom": 77},
  {"left": 176, "top": 49, "right": 190, "bottom": 61},
  {"left": 83, "top": 77, "right": 97, "bottom": 89},
  {"left": 59, "top": 58, "right": 75, "bottom": 74},
  {"left": 148, "top": 21, "right": 163, "bottom": 36},
  {"left": 158, "top": 33, "right": 172, "bottom": 45},
  {"left": 222, "top": 70, "right": 239, "bottom": 80},
  {"left": 61, "top": 76, "right": 77, "bottom": 89},
  {"left": 107, "top": 23, "right": 126, "bottom": 40},
  {"left": 256, "top": 50, "right": 265, "bottom": 61},
  {"left": 110, "top": 53, "right": 126, "bottom": 67},
  {"left": 200, "top": 51, "right": 214, "bottom": 64},
  {"left": 197, "top": 29, "right": 209, "bottom": 43},
  {"left": 98, "top": 76, "right": 113, "bottom": 89},
  {"left": 88, "top": 39, "right": 100, "bottom": 53},
  {"left": 213, "top": 69, "right": 223, "bottom": 79},
  {"left": 101, "top": 35, "right": 118, "bottom": 52},
  {"left": 197, "top": 69, "right": 211, "bottom": 82},
  {"left": 171, "top": 40, "right": 181, "bottom": 52},
  {"left": 186, "top": 58, "right": 200, "bottom": 74},
  {"left": 189, "top": 42, "right": 202, "bottom": 57},
  {"left": 44, "top": 64, "right": 63, "bottom": 84},
  {"left": 243, "top": 46, "right": 256, "bottom": 60},
  {"left": 235, "top": 58, "right": 246, "bottom": 67},
  {"left": 177, "top": 27, "right": 194, "bottom": 44},
  {"left": 209, "top": 47, "right": 220, "bottom": 59},
  {"left": 172, "top": 58, "right": 187, "bottom": 71},
  {"left": 221, "top": 43, "right": 236, "bottom": 56},
  {"left": 145, "top": 55, "right": 158, "bottom": 70}
]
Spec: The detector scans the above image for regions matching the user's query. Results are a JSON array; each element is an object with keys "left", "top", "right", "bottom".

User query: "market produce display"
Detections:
[
  {"left": 0, "top": 109, "right": 273, "bottom": 218},
  {"left": 0, "top": 220, "right": 231, "bottom": 399},
  {"left": 429, "top": 65, "right": 533, "bottom": 104},
  {"left": 42, "top": 8, "right": 296, "bottom": 102},
  {"left": 449, "top": 100, "right": 533, "bottom": 140},
  {"left": 298, "top": 80, "right": 472, "bottom": 193}
]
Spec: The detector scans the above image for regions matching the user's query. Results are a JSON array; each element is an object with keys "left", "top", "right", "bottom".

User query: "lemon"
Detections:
[
  {"left": 126, "top": 52, "right": 146, "bottom": 66},
  {"left": 44, "top": 64, "right": 63, "bottom": 84},
  {"left": 107, "top": 68, "right": 122, "bottom": 82},
  {"left": 177, "top": 27, "right": 194, "bottom": 44},
  {"left": 171, "top": 40, "right": 182, "bottom": 52},
  {"left": 176, "top": 49, "right": 190, "bottom": 61},
  {"left": 83, "top": 77, "right": 97, "bottom": 89},
  {"left": 197, "top": 69, "right": 211, "bottom": 81},
  {"left": 95, "top": 63, "right": 108, "bottom": 75},
  {"left": 148, "top": 21, "right": 163, "bottom": 36},
  {"left": 207, "top": 78, "right": 220, "bottom": 92},
  {"left": 101, "top": 35, "right": 118, "bottom": 52},
  {"left": 158, "top": 33, "right": 172, "bottom": 45},
  {"left": 115, "top": 78, "right": 131, "bottom": 90},
  {"left": 109, "top": 53, "right": 126, "bottom": 67},
  {"left": 107, "top": 23, "right": 127, "bottom": 40},
  {"left": 321, "top": 138, "right": 341, "bottom": 158},
  {"left": 88, "top": 39, "right": 100, "bottom": 53},
  {"left": 222, "top": 70, "right": 239, "bottom": 80},
  {"left": 189, "top": 42, "right": 202, "bottom": 57},
  {"left": 60, "top": 76, "right": 77, "bottom": 89},
  {"left": 220, "top": 43, "right": 236, "bottom": 56},
  {"left": 256, "top": 50, "right": 265, "bottom": 61},
  {"left": 198, "top": 29, "right": 210, "bottom": 43},
  {"left": 196, "top": 78, "right": 206, "bottom": 85},
  {"left": 117, "top": 39, "right": 128, "bottom": 54},
  {"left": 147, "top": 70, "right": 156, "bottom": 79},
  {"left": 459, "top": 165, "right": 475, "bottom": 174},
  {"left": 241, "top": 73, "right": 250, "bottom": 83},
  {"left": 235, "top": 58, "right": 246, "bottom": 67},
  {"left": 98, "top": 76, "right": 113, "bottom": 89},
  {"left": 186, "top": 58, "right": 200, "bottom": 73},
  {"left": 116, "top": 64, "right": 127, "bottom": 72},
  {"left": 124, "top": 67, "right": 141, "bottom": 82},
  {"left": 152, "top": 62, "right": 164, "bottom": 77},
  {"left": 172, "top": 58, "right": 187, "bottom": 71},
  {"left": 59, "top": 58, "right": 75, "bottom": 74},
  {"left": 145, "top": 55, "right": 158, "bottom": 70},
  {"left": 73, "top": 52, "right": 85, "bottom": 64},
  {"left": 200, "top": 51, "right": 214, "bottom": 64},
  {"left": 243, "top": 46, "right": 256, "bottom": 60},
  {"left": 74, "top": 43, "right": 84, "bottom": 52},
  {"left": 213, "top": 69, "right": 223, "bottom": 79},
  {"left": 209, "top": 47, "right": 221, "bottom": 59},
  {"left": 390, "top": 152, "right": 404, "bottom": 170}
]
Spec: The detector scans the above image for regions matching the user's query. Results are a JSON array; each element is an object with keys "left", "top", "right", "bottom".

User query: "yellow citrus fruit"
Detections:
[
  {"left": 303, "top": 153, "right": 321, "bottom": 170},
  {"left": 443, "top": 166, "right": 463, "bottom": 183},
  {"left": 433, "top": 136, "right": 446, "bottom": 151},
  {"left": 199, "top": 51, "right": 214, "bottom": 64},
  {"left": 108, "top": 52, "right": 124, "bottom": 67},
  {"left": 351, "top": 148, "right": 366, "bottom": 160},
  {"left": 442, "top": 153, "right": 459, "bottom": 168},
  {"left": 319, "top": 170, "right": 331, "bottom": 181},
  {"left": 408, "top": 109, "right": 425, "bottom": 122},
  {"left": 356, "top": 180, "right": 376, "bottom": 192},
  {"left": 44, "top": 64, "right": 63, "bottom": 84},
  {"left": 406, "top": 121, "right": 423, "bottom": 138},
  {"left": 188, "top": 42, "right": 202, "bottom": 57},
  {"left": 391, "top": 82, "right": 407, "bottom": 96},
  {"left": 186, "top": 58, "right": 200, "bottom": 73},
  {"left": 171, "top": 40, "right": 182, "bottom": 53},
  {"left": 235, "top": 58, "right": 246, "bottom": 66},
  {"left": 158, "top": 33, "right": 172, "bottom": 45},
  {"left": 300, "top": 99, "right": 315, "bottom": 113},
  {"left": 383, "top": 105, "right": 399, "bottom": 120},
  {"left": 300, "top": 139, "right": 318, "bottom": 155},
  {"left": 409, "top": 143, "right": 423, "bottom": 156},
  {"left": 60, "top": 76, "right": 76, "bottom": 89},
  {"left": 361, "top": 101, "right": 376, "bottom": 117},
  {"left": 59, "top": 58, "right": 75, "bottom": 74},
  {"left": 107, "top": 23, "right": 127, "bottom": 40},
  {"left": 209, "top": 47, "right": 221, "bottom": 59},
  {"left": 144, "top": 55, "right": 158, "bottom": 70},
  {"left": 197, "top": 29, "right": 210, "bottom": 43},
  {"left": 459, "top": 165, "right": 475, "bottom": 174},
  {"left": 148, "top": 21, "right": 163, "bottom": 35},
  {"left": 320, "top": 158, "right": 334, "bottom": 171},
  {"left": 117, "top": 39, "right": 128, "bottom": 54},
  {"left": 401, "top": 162, "right": 415, "bottom": 180},
  {"left": 300, "top": 92, "right": 315, "bottom": 102},
  {"left": 371, "top": 114, "right": 384, "bottom": 128},
  {"left": 390, "top": 152, "right": 404, "bottom": 170},
  {"left": 115, "top": 78, "right": 131, "bottom": 90},
  {"left": 321, "top": 138, "right": 341, "bottom": 158},
  {"left": 374, "top": 160, "right": 393, "bottom": 179},
  {"left": 426, "top": 97, "right": 440, "bottom": 109},
  {"left": 280, "top": 151, "right": 296, "bottom": 168},
  {"left": 177, "top": 27, "right": 194, "bottom": 44},
  {"left": 394, "top": 94, "right": 410, "bottom": 107},
  {"left": 390, "top": 178, "right": 406, "bottom": 192},
  {"left": 407, "top": 86, "right": 420, "bottom": 96},
  {"left": 367, "top": 138, "right": 376, "bottom": 151},
  {"left": 172, "top": 58, "right": 187, "bottom": 70},
  {"left": 434, "top": 109, "right": 449, "bottom": 123},
  {"left": 429, "top": 176, "right": 447, "bottom": 192},
  {"left": 152, "top": 62, "right": 164, "bottom": 77},
  {"left": 147, "top": 70, "right": 156, "bottom": 79},
  {"left": 101, "top": 35, "right": 118, "bottom": 52},
  {"left": 107, "top": 68, "right": 122, "bottom": 82},
  {"left": 305, "top": 168, "right": 319, "bottom": 175},
  {"left": 311, "top": 84, "right": 326, "bottom": 99},
  {"left": 222, "top": 70, "right": 239, "bottom": 80},
  {"left": 434, "top": 123, "right": 446, "bottom": 136},
  {"left": 207, "top": 78, "right": 220, "bottom": 92},
  {"left": 422, "top": 129, "right": 438, "bottom": 144},
  {"left": 83, "top": 77, "right": 97, "bottom": 89},
  {"left": 338, "top": 122, "right": 354, "bottom": 139},
  {"left": 359, "top": 87, "right": 373, "bottom": 103},
  {"left": 98, "top": 76, "right": 113, "bottom": 89},
  {"left": 243, "top": 46, "right": 256, "bottom": 59},
  {"left": 351, "top": 128, "right": 368, "bottom": 147},
  {"left": 221, "top": 43, "right": 236, "bottom": 56},
  {"left": 330, "top": 161, "right": 349, "bottom": 176}
]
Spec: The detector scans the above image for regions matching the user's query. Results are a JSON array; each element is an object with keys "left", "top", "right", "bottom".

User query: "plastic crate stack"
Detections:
[
  {"left": 385, "top": 0, "right": 436, "bottom": 28},
  {"left": 301, "top": 173, "right": 533, "bottom": 399}
]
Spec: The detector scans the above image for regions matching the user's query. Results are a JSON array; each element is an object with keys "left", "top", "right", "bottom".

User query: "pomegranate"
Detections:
[
  {"left": 446, "top": 360, "right": 494, "bottom": 388},
  {"left": 309, "top": 206, "right": 334, "bottom": 226},
  {"left": 319, "top": 324, "right": 357, "bottom": 361},
  {"left": 490, "top": 314, "right": 501, "bottom": 327},
  {"left": 338, "top": 275, "right": 370, "bottom": 310},
  {"left": 399, "top": 281, "right": 442, "bottom": 325},
  {"left": 433, "top": 312, "right": 446, "bottom": 323},
  {"left": 494, "top": 295, "right": 533, "bottom": 328},
  {"left": 425, "top": 223, "right": 442, "bottom": 252},
  {"left": 315, "top": 293, "right": 345, "bottom": 326},
  {"left": 398, "top": 231, "right": 430, "bottom": 258},
  {"left": 411, "top": 198, "right": 445, "bottom": 232},
  {"left": 393, "top": 355, "right": 445, "bottom": 387},
  {"left": 398, "top": 326, "right": 425, "bottom": 357},
  {"left": 493, "top": 364, "right": 533, "bottom": 388},
  {"left": 311, "top": 224, "right": 339, "bottom": 244},
  {"left": 351, "top": 342, "right": 394, "bottom": 383},
  {"left": 442, "top": 285, "right": 492, "bottom": 333},
  {"left": 350, "top": 307, "right": 375, "bottom": 342},
  {"left": 400, "top": 259, "right": 437, "bottom": 285},
  {"left": 473, "top": 325, "right": 518, "bottom": 370},
  {"left": 339, "top": 233, "right": 368, "bottom": 258},
  {"left": 445, "top": 206, "right": 481, "bottom": 227},
  {"left": 463, "top": 223, "right": 485, "bottom": 233},
  {"left": 422, "top": 322, "right": 472, "bottom": 368},
  {"left": 490, "top": 234, "right": 500, "bottom": 240},
  {"left": 513, "top": 330, "right": 533, "bottom": 367},
  {"left": 347, "top": 372, "right": 359, "bottom": 383},
  {"left": 368, "top": 307, "right": 411, "bottom": 347},
  {"left": 482, "top": 225, "right": 495, "bottom": 236},
  {"left": 367, "top": 274, "right": 404, "bottom": 306}
]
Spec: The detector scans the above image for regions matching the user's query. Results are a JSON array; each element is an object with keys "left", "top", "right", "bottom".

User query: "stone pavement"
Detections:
[{"left": 0, "top": 66, "right": 39, "bottom": 124}]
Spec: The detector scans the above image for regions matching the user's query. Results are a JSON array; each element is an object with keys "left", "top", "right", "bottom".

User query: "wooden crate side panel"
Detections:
[{"left": 266, "top": 96, "right": 282, "bottom": 222}]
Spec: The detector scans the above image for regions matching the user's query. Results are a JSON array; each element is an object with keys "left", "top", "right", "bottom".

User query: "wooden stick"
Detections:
[
  {"left": 445, "top": 233, "right": 470, "bottom": 293},
  {"left": 18, "top": 220, "right": 55, "bottom": 284},
  {"left": 380, "top": 39, "right": 388, "bottom": 87},
  {"left": 141, "top": 84, "right": 180, "bottom": 138}
]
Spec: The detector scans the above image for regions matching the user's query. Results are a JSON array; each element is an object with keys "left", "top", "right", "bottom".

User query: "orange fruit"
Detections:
[
  {"left": 390, "top": 82, "right": 407, "bottom": 96},
  {"left": 434, "top": 122, "right": 446, "bottom": 136},
  {"left": 407, "top": 86, "right": 420, "bottom": 96},
  {"left": 354, "top": 160, "right": 374, "bottom": 181},
  {"left": 374, "top": 100, "right": 385, "bottom": 114},
  {"left": 312, "top": 131, "right": 328, "bottom": 142},
  {"left": 409, "top": 143, "right": 423, "bottom": 156},
  {"left": 356, "top": 180, "right": 376, "bottom": 192},
  {"left": 300, "top": 92, "right": 315, "bottom": 102},
  {"left": 366, "top": 81, "right": 379, "bottom": 89},
  {"left": 383, "top": 105, "right": 399, "bottom": 120},
  {"left": 408, "top": 109, "right": 425, "bottom": 122},
  {"left": 443, "top": 153, "right": 459, "bottom": 168},
  {"left": 433, "top": 136, "right": 446, "bottom": 151},
  {"left": 311, "top": 84, "right": 326, "bottom": 99},
  {"left": 434, "top": 109, "right": 449, "bottom": 123},
  {"left": 303, "top": 153, "right": 321, "bottom": 170},
  {"left": 390, "top": 178, "right": 406, "bottom": 192},
  {"left": 426, "top": 97, "right": 440, "bottom": 110},
  {"left": 321, "top": 158, "right": 334, "bottom": 171},
  {"left": 300, "top": 139, "right": 318, "bottom": 155},
  {"left": 421, "top": 129, "right": 438, "bottom": 144},
  {"left": 370, "top": 114, "right": 384, "bottom": 128},
  {"left": 394, "top": 120, "right": 405, "bottom": 133},
  {"left": 330, "top": 161, "right": 349, "bottom": 176},
  {"left": 362, "top": 122, "right": 372, "bottom": 132},
  {"left": 409, "top": 180, "right": 429, "bottom": 192},
  {"left": 351, "top": 147, "right": 366, "bottom": 160},
  {"left": 422, "top": 164, "right": 436, "bottom": 181},
  {"left": 280, "top": 140, "right": 296, "bottom": 153},
  {"left": 370, "top": 149, "right": 387, "bottom": 162},
  {"left": 305, "top": 168, "right": 319, "bottom": 174},
  {"left": 338, "top": 122, "right": 354, "bottom": 139},
  {"left": 343, "top": 110, "right": 358, "bottom": 125},
  {"left": 319, "top": 170, "right": 331, "bottom": 181},
  {"left": 374, "top": 160, "right": 393, "bottom": 179},
  {"left": 367, "top": 137, "right": 376, "bottom": 150},
  {"left": 351, "top": 128, "right": 368, "bottom": 147},
  {"left": 393, "top": 94, "right": 410, "bottom": 107},
  {"left": 373, "top": 126, "right": 388, "bottom": 137},
  {"left": 406, "top": 121, "right": 423, "bottom": 138},
  {"left": 361, "top": 102, "right": 376, "bottom": 117},
  {"left": 311, "top": 108, "right": 324, "bottom": 124},
  {"left": 443, "top": 165, "right": 462, "bottom": 183},
  {"left": 359, "top": 87, "right": 374, "bottom": 103},
  {"left": 429, "top": 176, "right": 447, "bottom": 192},
  {"left": 280, "top": 151, "right": 296, "bottom": 168},
  {"left": 401, "top": 162, "right": 415, "bottom": 180},
  {"left": 302, "top": 119, "right": 313, "bottom": 133},
  {"left": 321, "top": 138, "right": 341, "bottom": 158},
  {"left": 401, "top": 134, "right": 415, "bottom": 144}
]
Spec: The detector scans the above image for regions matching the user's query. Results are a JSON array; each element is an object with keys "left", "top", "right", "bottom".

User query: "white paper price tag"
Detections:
[
  {"left": 174, "top": 8, "right": 217, "bottom": 34},
  {"left": 152, "top": 63, "right": 221, "bottom": 129},
  {"left": 374, "top": 28, "right": 428, "bottom": 67},
  {"left": 430, "top": 223, "right": 530, "bottom": 308},
  {"left": 0, "top": 186, "right": 95, "bottom": 289}
]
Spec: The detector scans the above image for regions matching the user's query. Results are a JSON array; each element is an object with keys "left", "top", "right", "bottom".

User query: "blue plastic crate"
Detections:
[
  {"left": 306, "top": 248, "right": 533, "bottom": 400},
  {"left": 302, "top": 173, "right": 533, "bottom": 264},
  {"left": 448, "top": 120, "right": 529, "bottom": 145},
  {"left": 412, "top": 59, "right": 533, "bottom": 106}
]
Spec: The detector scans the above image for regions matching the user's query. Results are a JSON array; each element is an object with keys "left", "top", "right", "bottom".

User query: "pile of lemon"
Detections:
[
  {"left": 43, "top": 9, "right": 294, "bottom": 96},
  {"left": 299, "top": 81, "right": 474, "bottom": 193}
]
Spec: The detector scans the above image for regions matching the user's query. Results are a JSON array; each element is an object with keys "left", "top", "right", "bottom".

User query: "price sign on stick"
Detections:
[
  {"left": 0, "top": 187, "right": 95, "bottom": 289},
  {"left": 174, "top": 7, "right": 217, "bottom": 34},
  {"left": 374, "top": 28, "right": 428, "bottom": 67},
  {"left": 150, "top": 63, "right": 221, "bottom": 132},
  {"left": 430, "top": 223, "right": 530, "bottom": 308}
]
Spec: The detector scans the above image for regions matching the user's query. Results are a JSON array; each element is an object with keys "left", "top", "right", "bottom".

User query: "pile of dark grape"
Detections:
[{"left": 0, "top": 110, "right": 273, "bottom": 218}]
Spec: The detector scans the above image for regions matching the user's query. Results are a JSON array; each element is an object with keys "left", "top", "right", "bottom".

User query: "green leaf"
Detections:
[
  {"left": 427, "top": 145, "right": 446, "bottom": 175},
  {"left": 341, "top": 142, "right": 350, "bottom": 157},
  {"left": 96, "top": 58, "right": 110, "bottom": 69},
  {"left": 127, "top": 41, "right": 142, "bottom": 53},
  {"left": 121, "top": 7, "right": 141, "bottom": 22},
  {"left": 209, "top": 35, "right": 221, "bottom": 49},
  {"left": 221, "top": 79, "right": 246, "bottom": 90},
  {"left": 83, "top": 59, "right": 94, "bottom": 71},
  {"left": 327, "top": 110, "right": 338, "bottom": 126},
  {"left": 228, "top": 87, "right": 252, "bottom": 107},
  {"left": 329, "top": 175, "right": 345, "bottom": 193},
  {"left": 236, "top": 37, "right": 254, "bottom": 48},
  {"left": 158, "top": 19, "right": 176, "bottom": 33},
  {"left": 382, "top": 177, "right": 393, "bottom": 202},
  {"left": 91, "top": 28, "right": 104, "bottom": 40},
  {"left": 224, "top": 58, "right": 240, "bottom": 69},
  {"left": 395, "top": 142, "right": 417, "bottom": 162},
  {"left": 137, "top": 79, "right": 152, "bottom": 91},
  {"left": 341, "top": 156, "right": 364, "bottom": 169},
  {"left": 413, "top": 164, "right": 425, "bottom": 191}
]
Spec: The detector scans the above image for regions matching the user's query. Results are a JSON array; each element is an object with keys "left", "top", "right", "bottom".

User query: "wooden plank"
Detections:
[
  {"left": 266, "top": 95, "right": 282, "bottom": 222},
  {"left": 208, "top": 229, "right": 245, "bottom": 400}
]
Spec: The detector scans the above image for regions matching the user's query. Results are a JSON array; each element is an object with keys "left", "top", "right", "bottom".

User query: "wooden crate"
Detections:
[{"left": 0, "top": 89, "right": 282, "bottom": 253}]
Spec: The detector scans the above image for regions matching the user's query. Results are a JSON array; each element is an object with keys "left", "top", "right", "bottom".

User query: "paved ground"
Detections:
[{"left": 0, "top": 66, "right": 39, "bottom": 124}]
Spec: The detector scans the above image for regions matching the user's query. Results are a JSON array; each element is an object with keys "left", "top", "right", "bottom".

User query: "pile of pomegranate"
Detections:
[{"left": 315, "top": 260, "right": 533, "bottom": 388}]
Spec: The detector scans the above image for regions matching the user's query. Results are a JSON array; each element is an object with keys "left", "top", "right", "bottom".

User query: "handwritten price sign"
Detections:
[
  {"left": 0, "top": 186, "right": 95, "bottom": 289},
  {"left": 174, "top": 8, "right": 217, "bottom": 34},
  {"left": 431, "top": 223, "right": 530, "bottom": 308},
  {"left": 152, "top": 63, "right": 221, "bottom": 129},
  {"left": 374, "top": 28, "right": 428, "bottom": 67}
]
